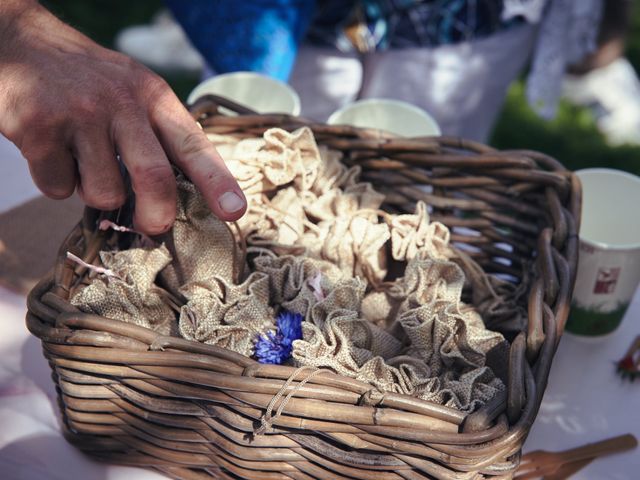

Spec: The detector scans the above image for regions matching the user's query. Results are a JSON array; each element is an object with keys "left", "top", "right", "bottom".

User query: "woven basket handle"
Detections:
[{"left": 187, "top": 93, "right": 258, "bottom": 118}]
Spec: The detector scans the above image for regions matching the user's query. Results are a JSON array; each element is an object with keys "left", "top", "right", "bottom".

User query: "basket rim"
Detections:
[{"left": 24, "top": 106, "right": 582, "bottom": 478}]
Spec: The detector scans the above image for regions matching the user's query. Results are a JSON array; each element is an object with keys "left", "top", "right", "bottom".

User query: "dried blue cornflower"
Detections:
[
  {"left": 276, "top": 310, "right": 303, "bottom": 348},
  {"left": 254, "top": 330, "right": 291, "bottom": 365},
  {"left": 254, "top": 310, "right": 303, "bottom": 364}
]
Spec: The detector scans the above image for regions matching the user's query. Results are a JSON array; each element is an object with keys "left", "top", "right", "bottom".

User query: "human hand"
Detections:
[{"left": 0, "top": 1, "right": 246, "bottom": 234}]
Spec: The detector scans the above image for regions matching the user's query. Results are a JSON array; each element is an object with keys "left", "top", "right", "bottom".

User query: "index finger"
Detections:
[
  {"left": 149, "top": 89, "right": 246, "bottom": 221},
  {"left": 113, "top": 116, "right": 177, "bottom": 234}
]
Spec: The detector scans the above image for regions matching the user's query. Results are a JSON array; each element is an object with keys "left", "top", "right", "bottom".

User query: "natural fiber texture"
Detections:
[
  {"left": 293, "top": 251, "right": 506, "bottom": 412},
  {"left": 159, "top": 175, "right": 242, "bottom": 294},
  {"left": 224, "top": 127, "right": 390, "bottom": 285},
  {"left": 220, "top": 127, "right": 323, "bottom": 197},
  {"left": 389, "top": 201, "right": 450, "bottom": 261},
  {"left": 27, "top": 97, "right": 581, "bottom": 480},
  {"left": 70, "top": 126, "right": 508, "bottom": 412},
  {"left": 178, "top": 272, "right": 273, "bottom": 357},
  {"left": 251, "top": 253, "right": 345, "bottom": 318},
  {"left": 225, "top": 127, "right": 508, "bottom": 411},
  {"left": 70, "top": 245, "right": 176, "bottom": 336}
]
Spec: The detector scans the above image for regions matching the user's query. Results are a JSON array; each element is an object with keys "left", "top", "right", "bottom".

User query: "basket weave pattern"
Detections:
[{"left": 27, "top": 96, "right": 581, "bottom": 480}]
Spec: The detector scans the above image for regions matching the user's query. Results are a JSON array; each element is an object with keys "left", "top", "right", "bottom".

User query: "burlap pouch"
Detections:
[
  {"left": 250, "top": 253, "right": 344, "bottom": 319},
  {"left": 70, "top": 245, "right": 177, "bottom": 336},
  {"left": 178, "top": 272, "right": 273, "bottom": 357},
  {"left": 71, "top": 126, "right": 515, "bottom": 413},
  {"left": 386, "top": 199, "right": 528, "bottom": 332},
  {"left": 388, "top": 201, "right": 451, "bottom": 262},
  {"left": 292, "top": 250, "right": 506, "bottom": 413},
  {"left": 225, "top": 127, "right": 392, "bottom": 285},
  {"left": 159, "top": 176, "right": 243, "bottom": 295},
  {"left": 224, "top": 126, "right": 323, "bottom": 198}
]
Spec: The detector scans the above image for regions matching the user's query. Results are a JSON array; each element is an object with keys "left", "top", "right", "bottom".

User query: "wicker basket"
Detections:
[{"left": 26, "top": 96, "right": 581, "bottom": 480}]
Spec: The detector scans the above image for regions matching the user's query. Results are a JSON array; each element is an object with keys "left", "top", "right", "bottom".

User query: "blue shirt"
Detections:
[{"left": 166, "top": 1, "right": 522, "bottom": 80}]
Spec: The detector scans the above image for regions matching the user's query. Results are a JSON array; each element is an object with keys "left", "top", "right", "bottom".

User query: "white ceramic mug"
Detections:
[
  {"left": 327, "top": 98, "right": 441, "bottom": 137},
  {"left": 566, "top": 168, "right": 640, "bottom": 336},
  {"left": 187, "top": 71, "right": 301, "bottom": 115}
]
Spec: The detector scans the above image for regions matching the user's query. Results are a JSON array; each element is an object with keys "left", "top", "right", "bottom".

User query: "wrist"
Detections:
[
  {"left": 0, "top": 0, "right": 40, "bottom": 30},
  {"left": 0, "top": 0, "right": 37, "bottom": 19},
  {"left": 0, "top": 1, "right": 104, "bottom": 68},
  {"left": 0, "top": 1, "right": 45, "bottom": 58}
]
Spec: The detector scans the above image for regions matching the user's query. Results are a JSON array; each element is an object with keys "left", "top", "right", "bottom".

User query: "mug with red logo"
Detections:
[{"left": 567, "top": 168, "right": 640, "bottom": 336}]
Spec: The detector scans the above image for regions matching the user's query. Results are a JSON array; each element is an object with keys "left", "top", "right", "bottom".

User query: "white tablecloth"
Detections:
[{"left": 1, "top": 136, "right": 638, "bottom": 479}]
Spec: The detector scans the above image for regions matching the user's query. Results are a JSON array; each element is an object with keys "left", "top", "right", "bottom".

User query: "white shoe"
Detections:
[
  {"left": 563, "top": 58, "right": 640, "bottom": 146},
  {"left": 114, "top": 10, "right": 205, "bottom": 75}
]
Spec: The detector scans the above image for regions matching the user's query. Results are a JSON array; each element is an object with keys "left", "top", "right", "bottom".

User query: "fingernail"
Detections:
[{"left": 218, "top": 191, "right": 245, "bottom": 213}]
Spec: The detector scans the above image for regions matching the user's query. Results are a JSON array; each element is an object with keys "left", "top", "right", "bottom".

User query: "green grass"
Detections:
[
  {"left": 491, "top": 1, "right": 640, "bottom": 175},
  {"left": 491, "top": 82, "right": 640, "bottom": 176},
  {"left": 43, "top": 0, "right": 640, "bottom": 175}
]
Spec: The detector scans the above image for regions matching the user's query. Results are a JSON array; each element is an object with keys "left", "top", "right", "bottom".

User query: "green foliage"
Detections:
[
  {"left": 43, "top": 0, "right": 163, "bottom": 48},
  {"left": 491, "top": 82, "right": 640, "bottom": 176},
  {"left": 492, "top": 1, "right": 640, "bottom": 175},
  {"left": 626, "top": 1, "right": 640, "bottom": 74}
]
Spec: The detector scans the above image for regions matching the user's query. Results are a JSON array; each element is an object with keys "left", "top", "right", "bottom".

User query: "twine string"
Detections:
[{"left": 254, "top": 366, "right": 328, "bottom": 435}]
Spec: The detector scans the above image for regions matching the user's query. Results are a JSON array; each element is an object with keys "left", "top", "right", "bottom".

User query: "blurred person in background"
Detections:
[
  {"left": 120, "top": 1, "right": 638, "bottom": 144},
  {"left": 1, "top": 1, "right": 634, "bottom": 224},
  {"left": 118, "top": 0, "right": 608, "bottom": 142},
  {"left": 563, "top": 0, "right": 640, "bottom": 146}
]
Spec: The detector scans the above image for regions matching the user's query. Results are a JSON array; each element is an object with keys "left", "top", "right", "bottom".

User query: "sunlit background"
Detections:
[{"left": 41, "top": 0, "right": 640, "bottom": 176}]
